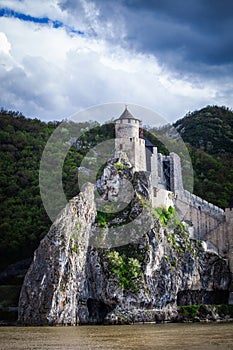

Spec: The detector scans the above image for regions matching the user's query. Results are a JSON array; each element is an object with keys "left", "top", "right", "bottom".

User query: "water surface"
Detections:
[{"left": 0, "top": 323, "right": 232, "bottom": 350}]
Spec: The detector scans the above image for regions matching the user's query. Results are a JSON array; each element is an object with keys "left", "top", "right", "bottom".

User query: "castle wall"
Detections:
[
  {"left": 163, "top": 151, "right": 229, "bottom": 257},
  {"left": 136, "top": 138, "right": 147, "bottom": 171},
  {"left": 150, "top": 147, "right": 158, "bottom": 189},
  {"left": 175, "top": 190, "right": 227, "bottom": 254},
  {"left": 154, "top": 189, "right": 174, "bottom": 209},
  {"left": 170, "top": 152, "right": 184, "bottom": 192},
  {"left": 146, "top": 148, "right": 152, "bottom": 172},
  {"left": 157, "top": 154, "right": 169, "bottom": 190},
  {"left": 225, "top": 208, "right": 233, "bottom": 291},
  {"left": 115, "top": 137, "right": 146, "bottom": 171}
]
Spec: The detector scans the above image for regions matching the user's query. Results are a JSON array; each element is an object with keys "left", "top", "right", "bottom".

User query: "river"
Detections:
[{"left": 0, "top": 323, "right": 232, "bottom": 350}]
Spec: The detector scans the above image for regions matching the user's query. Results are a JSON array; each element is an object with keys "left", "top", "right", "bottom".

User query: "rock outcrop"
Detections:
[
  {"left": 18, "top": 183, "right": 96, "bottom": 325},
  {"left": 18, "top": 159, "right": 231, "bottom": 325}
]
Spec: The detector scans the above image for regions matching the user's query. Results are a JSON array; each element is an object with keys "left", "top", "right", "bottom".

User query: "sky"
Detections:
[{"left": 0, "top": 0, "right": 233, "bottom": 124}]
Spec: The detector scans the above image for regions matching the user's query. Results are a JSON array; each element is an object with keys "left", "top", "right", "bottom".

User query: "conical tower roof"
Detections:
[{"left": 115, "top": 106, "right": 141, "bottom": 122}]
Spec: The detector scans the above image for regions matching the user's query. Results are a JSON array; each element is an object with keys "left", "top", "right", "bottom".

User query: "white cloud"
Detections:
[
  {"left": 0, "top": 3, "right": 232, "bottom": 123},
  {"left": 0, "top": 0, "right": 64, "bottom": 21},
  {"left": 0, "top": 32, "right": 11, "bottom": 54}
]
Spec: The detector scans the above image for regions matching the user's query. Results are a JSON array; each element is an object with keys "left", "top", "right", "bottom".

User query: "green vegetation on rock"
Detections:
[
  {"left": 178, "top": 304, "right": 233, "bottom": 321},
  {"left": 152, "top": 206, "right": 179, "bottom": 227},
  {"left": 106, "top": 250, "right": 142, "bottom": 292}
]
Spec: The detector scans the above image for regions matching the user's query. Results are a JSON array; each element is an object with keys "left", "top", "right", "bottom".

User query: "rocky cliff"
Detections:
[{"left": 18, "top": 158, "right": 231, "bottom": 325}]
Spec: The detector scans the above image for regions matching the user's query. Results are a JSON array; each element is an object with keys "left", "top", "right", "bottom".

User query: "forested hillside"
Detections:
[
  {"left": 174, "top": 106, "right": 233, "bottom": 208},
  {"left": 0, "top": 111, "right": 57, "bottom": 269},
  {"left": 0, "top": 110, "right": 114, "bottom": 269},
  {"left": 0, "top": 106, "right": 232, "bottom": 269}
]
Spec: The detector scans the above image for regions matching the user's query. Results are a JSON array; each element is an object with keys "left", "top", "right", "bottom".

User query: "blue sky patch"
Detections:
[{"left": 0, "top": 8, "right": 84, "bottom": 35}]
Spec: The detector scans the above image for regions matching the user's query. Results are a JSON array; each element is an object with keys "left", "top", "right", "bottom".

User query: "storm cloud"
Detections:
[
  {"left": 59, "top": 0, "right": 233, "bottom": 72},
  {"left": 0, "top": 0, "right": 233, "bottom": 122}
]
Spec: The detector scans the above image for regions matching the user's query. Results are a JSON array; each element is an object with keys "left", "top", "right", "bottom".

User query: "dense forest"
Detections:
[
  {"left": 0, "top": 105, "right": 233, "bottom": 270},
  {"left": 0, "top": 110, "right": 114, "bottom": 269},
  {"left": 174, "top": 105, "right": 233, "bottom": 208}
]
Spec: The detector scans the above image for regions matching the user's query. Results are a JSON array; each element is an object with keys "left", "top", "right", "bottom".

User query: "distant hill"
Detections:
[
  {"left": 174, "top": 105, "right": 233, "bottom": 154},
  {"left": 173, "top": 105, "right": 233, "bottom": 208}
]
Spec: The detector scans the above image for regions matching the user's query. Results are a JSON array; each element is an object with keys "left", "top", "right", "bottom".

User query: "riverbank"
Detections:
[
  {"left": 1, "top": 304, "right": 233, "bottom": 326},
  {"left": 99, "top": 304, "right": 233, "bottom": 325}
]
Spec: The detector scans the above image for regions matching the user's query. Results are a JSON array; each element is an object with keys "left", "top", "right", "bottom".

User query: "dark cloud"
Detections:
[
  {"left": 59, "top": 0, "right": 233, "bottom": 76},
  {"left": 1, "top": 0, "right": 233, "bottom": 120},
  {"left": 117, "top": 0, "right": 233, "bottom": 66}
]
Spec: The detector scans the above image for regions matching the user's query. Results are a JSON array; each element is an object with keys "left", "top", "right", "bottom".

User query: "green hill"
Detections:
[
  {"left": 174, "top": 105, "right": 233, "bottom": 154},
  {"left": 0, "top": 110, "right": 114, "bottom": 269},
  {"left": 0, "top": 110, "right": 57, "bottom": 269},
  {"left": 173, "top": 105, "right": 233, "bottom": 208}
]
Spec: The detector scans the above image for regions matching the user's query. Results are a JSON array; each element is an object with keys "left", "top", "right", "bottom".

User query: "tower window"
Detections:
[
  {"left": 128, "top": 119, "right": 131, "bottom": 123},
  {"left": 120, "top": 144, "right": 123, "bottom": 150},
  {"left": 153, "top": 187, "right": 157, "bottom": 197},
  {"left": 130, "top": 138, "right": 132, "bottom": 141}
]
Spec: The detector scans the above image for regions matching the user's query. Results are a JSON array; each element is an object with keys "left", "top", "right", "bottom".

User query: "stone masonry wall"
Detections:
[
  {"left": 115, "top": 119, "right": 146, "bottom": 171},
  {"left": 115, "top": 137, "right": 146, "bottom": 171},
  {"left": 175, "top": 190, "right": 226, "bottom": 251},
  {"left": 226, "top": 208, "right": 233, "bottom": 291}
]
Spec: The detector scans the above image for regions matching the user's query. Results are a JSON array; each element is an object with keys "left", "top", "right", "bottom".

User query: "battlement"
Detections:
[{"left": 183, "top": 190, "right": 225, "bottom": 216}]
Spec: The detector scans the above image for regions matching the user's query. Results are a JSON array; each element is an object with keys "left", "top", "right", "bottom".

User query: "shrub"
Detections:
[{"left": 106, "top": 251, "right": 142, "bottom": 292}]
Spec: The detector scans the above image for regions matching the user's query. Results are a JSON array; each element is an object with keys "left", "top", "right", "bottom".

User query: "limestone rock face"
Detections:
[
  {"left": 18, "top": 183, "right": 96, "bottom": 325},
  {"left": 18, "top": 159, "right": 231, "bottom": 325}
]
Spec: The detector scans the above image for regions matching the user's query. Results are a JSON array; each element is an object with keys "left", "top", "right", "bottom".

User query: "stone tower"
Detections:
[{"left": 115, "top": 107, "right": 146, "bottom": 171}]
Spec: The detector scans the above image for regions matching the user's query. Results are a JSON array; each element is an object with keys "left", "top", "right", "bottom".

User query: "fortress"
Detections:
[{"left": 114, "top": 107, "right": 233, "bottom": 295}]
